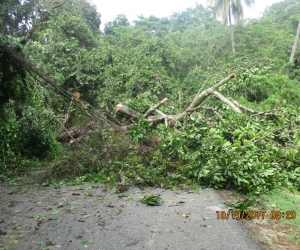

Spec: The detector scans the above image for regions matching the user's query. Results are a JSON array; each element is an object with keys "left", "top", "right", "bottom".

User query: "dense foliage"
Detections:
[{"left": 1, "top": 0, "right": 300, "bottom": 194}]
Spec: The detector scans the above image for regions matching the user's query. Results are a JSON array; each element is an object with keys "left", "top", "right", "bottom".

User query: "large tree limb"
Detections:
[
  {"left": 155, "top": 109, "right": 169, "bottom": 126},
  {"left": 169, "top": 73, "right": 236, "bottom": 126},
  {"left": 1, "top": 43, "right": 94, "bottom": 122},
  {"left": 116, "top": 73, "right": 238, "bottom": 127},
  {"left": 196, "top": 73, "right": 220, "bottom": 96}
]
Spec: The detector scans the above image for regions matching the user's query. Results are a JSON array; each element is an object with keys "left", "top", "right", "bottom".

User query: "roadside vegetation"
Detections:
[
  {"left": 1, "top": 0, "right": 300, "bottom": 247},
  {"left": 2, "top": 0, "right": 300, "bottom": 192}
]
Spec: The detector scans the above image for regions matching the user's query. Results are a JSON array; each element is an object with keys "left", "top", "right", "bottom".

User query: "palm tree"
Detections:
[{"left": 208, "top": 0, "right": 255, "bottom": 52}]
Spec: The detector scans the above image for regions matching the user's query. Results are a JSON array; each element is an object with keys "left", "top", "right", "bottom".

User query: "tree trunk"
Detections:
[
  {"left": 229, "top": 3, "right": 236, "bottom": 53},
  {"left": 286, "top": 20, "right": 300, "bottom": 78},
  {"left": 0, "top": 43, "right": 70, "bottom": 98}
]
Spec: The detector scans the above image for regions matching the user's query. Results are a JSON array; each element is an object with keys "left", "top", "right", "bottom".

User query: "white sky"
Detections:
[{"left": 91, "top": 0, "right": 283, "bottom": 28}]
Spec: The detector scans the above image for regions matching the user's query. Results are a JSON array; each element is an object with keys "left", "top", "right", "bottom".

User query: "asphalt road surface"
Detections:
[{"left": 0, "top": 183, "right": 263, "bottom": 250}]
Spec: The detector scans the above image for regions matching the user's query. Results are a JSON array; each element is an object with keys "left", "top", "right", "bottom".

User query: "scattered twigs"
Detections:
[
  {"left": 144, "top": 98, "right": 168, "bottom": 118},
  {"left": 233, "top": 101, "right": 281, "bottom": 117}
]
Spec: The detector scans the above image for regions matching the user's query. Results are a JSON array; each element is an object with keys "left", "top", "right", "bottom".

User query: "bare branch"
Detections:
[
  {"left": 191, "top": 73, "right": 236, "bottom": 106},
  {"left": 209, "top": 73, "right": 236, "bottom": 91},
  {"left": 233, "top": 101, "right": 281, "bottom": 116},
  {"left": 213, "top": 91, "right": 241, "bottom": 113},
  {"left": 117, "top": 74, "right": 237, "bottom": 127},
  {"left": 144, "top": 98, "right": 168, "bottom": 118},
  {"left": 170, "top": 74, "right": 236, "bottom": 126},
  {"left": 196, "top": 73, "right": 219, "bottom": 96},
  {"left": 59, "top": 119, "right": 78, "bottom": 145}
]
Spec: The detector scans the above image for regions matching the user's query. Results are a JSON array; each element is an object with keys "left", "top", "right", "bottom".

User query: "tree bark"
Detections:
[
  {"left": 213, "top": 91, "right": 241, "bottom": 113},
  {"left": 229, "top": 4, "right": 236, "bottom": 53},
  {"left": 0, "top": 43, "right": 71, "bottom": 100},
  {"left": 286, "top": 20, "right": 300, "bottom": 78},
  {"left": 116, "top": 104, "right": 140, "bottom": 117}
]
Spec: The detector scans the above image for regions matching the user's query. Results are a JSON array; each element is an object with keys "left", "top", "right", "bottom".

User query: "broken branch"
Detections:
[
  {"left": 233, "top": 101, "right": 281, "bottom": 116},
  {"left": 144, "top": 98, "right": 168, "bottom": 118},
  {"left": 213, "top": 91, "right": 241, "bottom": 113},
  {"left": 116, "top": 104, "right": 140, "bottom": 117}
]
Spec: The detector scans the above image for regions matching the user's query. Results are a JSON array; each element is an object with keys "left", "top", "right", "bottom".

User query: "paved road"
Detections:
[{"left": 0, "top": 183, "right": 263, "bottom": 250}]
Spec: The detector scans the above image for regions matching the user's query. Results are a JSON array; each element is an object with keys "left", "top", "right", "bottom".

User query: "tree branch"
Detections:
[
  {"left": 116, "top": 74, "right": 237, "bottom": 127},
  {"left": 233, "top": 101, "right": 281, "bottom": 116},
  {"left": 170, "top": 73, "right": 236, "bottom": 126},
  {"left": 116, "top": 104, "right": 140, "bottom": 117},
  {"left": 1, "top": 43, "right": 72, "bottom": 100},
  {"left": 24, "top": 0, "right": 69, "bottom": 42},
  {"left": 196, "top": 73, "right": 220, "bottom": 96},
  {"left": 213, "top": 91, "right": 241, "bottom": 113},
  {"left": 155, "top": 109, "right": 168, "bottom": 126},
  {"left": 186, "top": 106, "right": 226, "bottom": 123},
  {"left": 144, "top": 98, "right": 168, "bottom": 118}
]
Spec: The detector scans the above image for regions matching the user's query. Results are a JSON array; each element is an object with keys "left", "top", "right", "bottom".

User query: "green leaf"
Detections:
[
  {"left": 116, "top": 209, "right": 123, "bottom": 215},
  {"left": 140, "top": 194, "right": 163, "bottom": 206}
]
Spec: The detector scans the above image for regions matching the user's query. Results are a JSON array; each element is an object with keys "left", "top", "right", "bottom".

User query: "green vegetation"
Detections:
[
  {"left": 262, "top": 191, "right": 300, "bottom": 243},
  {"left": 140, "top": 194, "right": 164, "bottom": 206},
  {"left": 1, "top": 0, "right": 300, "bottom": 198}
]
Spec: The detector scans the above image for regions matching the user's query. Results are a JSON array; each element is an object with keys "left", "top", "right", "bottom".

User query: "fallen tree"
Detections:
[
  {"left": 56, "top": 73, "right": 282, "bottom": 143},
  {"left": 116, "top": 73, "right": 277, "bottom": 127}
]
